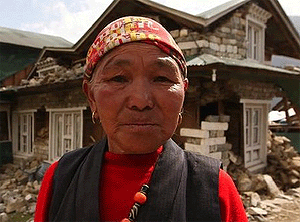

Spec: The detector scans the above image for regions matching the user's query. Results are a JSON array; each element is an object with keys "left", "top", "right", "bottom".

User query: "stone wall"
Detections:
[
  {"left": 180, "top": 115, "right": 232, "bottom": 170},
  {"left": 171, "top": 7, "right": 248, "bottom": 59},
  {"left": 14, "top": 85, "right": 88, "bottom": 111},
  {"left": 226, "top": 79, "right": 280, "bottom": 100}
]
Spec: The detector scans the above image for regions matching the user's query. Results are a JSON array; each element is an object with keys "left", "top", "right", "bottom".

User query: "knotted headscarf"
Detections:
[{"left": 84, "top": 16, "right": 187, "bottom": 81}]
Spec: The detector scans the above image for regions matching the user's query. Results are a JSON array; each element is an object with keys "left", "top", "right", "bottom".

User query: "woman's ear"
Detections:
[
  {"left": 183, "top": 78, "right": 189, "bottom": 92},
  {"left": 82, "top": 80, "right": 97, "bottom": 112}
]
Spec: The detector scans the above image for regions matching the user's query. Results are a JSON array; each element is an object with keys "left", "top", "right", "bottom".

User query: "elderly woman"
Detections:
[{"left": 35, "top": 16, "right": 247, "bottom": 222}]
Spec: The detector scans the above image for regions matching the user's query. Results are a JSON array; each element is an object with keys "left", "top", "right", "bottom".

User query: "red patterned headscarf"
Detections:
[{"left": 84, "top": 16, "right": 187, "bottom": 81}]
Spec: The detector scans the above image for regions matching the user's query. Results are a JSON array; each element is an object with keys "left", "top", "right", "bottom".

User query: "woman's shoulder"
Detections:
[{"left": 184, "top": 150, "right": 222, "bottom": 170}]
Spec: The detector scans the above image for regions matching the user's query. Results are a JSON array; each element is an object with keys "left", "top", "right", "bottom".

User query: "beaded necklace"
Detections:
[{"left": 120, "top": 149, "right": 162, "bottom": 222}]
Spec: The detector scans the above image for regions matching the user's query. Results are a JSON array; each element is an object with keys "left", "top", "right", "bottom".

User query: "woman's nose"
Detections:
[{"left": 127, "top": 79, "right": 154, "bottom": 111}]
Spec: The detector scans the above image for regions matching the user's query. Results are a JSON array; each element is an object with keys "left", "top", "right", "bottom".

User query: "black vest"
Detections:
[{"left": 49, "top": 138, "right": 221, "bottom": 222}]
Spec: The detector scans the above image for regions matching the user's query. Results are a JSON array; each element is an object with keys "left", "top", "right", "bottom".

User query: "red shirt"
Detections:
[{"left": 35, "top": 150, "right": 247, "bottom": 222}]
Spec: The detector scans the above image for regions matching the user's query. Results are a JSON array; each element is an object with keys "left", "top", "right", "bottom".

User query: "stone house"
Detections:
[
  {"left": 0, "top": 27, "right": 72, "bottom": 165},
  {"left": 0, "top": 0, "right": 300, "bottom": 173}
]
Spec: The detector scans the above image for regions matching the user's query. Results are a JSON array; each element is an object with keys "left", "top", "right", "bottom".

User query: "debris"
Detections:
[
  {"left": 0, "top": 155, "right": 50, "bottom": 217},
  {"left": 263, "top": 174, "right": 282, "bottom": 197},
  {"left": 248, "top": 207, "right": 268, "bottom": 216}
]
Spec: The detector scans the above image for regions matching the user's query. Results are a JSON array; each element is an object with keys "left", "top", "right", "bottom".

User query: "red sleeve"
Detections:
[
  {"left": 35, "top": 161, "right": 59, "bottom": 222},
  {"left": 219, "top": 169, "right": 248, "bottom": 222}
]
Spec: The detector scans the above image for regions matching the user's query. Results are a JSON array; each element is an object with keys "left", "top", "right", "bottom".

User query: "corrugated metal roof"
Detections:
[
  {"left": 197, "top": 0, "right": 249, "bottom": 19},
  {"left": 187, "top": 54, "right": 300, "bottom": 76},
  {"left": 0, "top": 27, "right": 73, "bottom": 49}
]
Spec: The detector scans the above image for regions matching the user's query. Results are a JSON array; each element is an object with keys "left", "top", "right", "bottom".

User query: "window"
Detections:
[
  {"left": 241, "top": 100, "right": 270, "bottom": 171},
  {"left": 12, "top": 111, "right": 35, "bottom": 155},
  {"left": 246, "top": 19, "right": 265, "bottom": 62},
  {"left": 49, "top": 108, "right": 84, "bottom": 160},
  {"left": 246, "top": 4, "right": 272, "bottom": 63}
]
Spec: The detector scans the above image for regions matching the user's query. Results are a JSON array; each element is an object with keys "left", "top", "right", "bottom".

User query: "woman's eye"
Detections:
[
  {"left": 110, "top": 75, "right": 128, "bottom": 83},
  {"left": 154, "top": 76, "right": 172, "bottom": 83}
]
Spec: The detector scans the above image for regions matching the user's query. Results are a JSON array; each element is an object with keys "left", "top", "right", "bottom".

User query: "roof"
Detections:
[
  {"left": 187, "top": 54, "right": 300, "bottom": 110},
  {"left": 197, "top": 0, "right": 249, "bottom": 20},
  {"left": 187, "top": 54, "right": 300, "bottom": 77},
  {"left": 27, "top": 0, "right": 300, "bottom": 78},
  {"left": 0, "top": 27, "right": 73, "bottom": 49},
  {"left": 0, "top": 43, "right": 40, "bottom": 82}
]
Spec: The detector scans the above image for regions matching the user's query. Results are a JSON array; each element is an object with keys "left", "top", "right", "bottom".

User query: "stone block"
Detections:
[
  {"left": 196, "top": 40, "right": 209, "bottom": 48},
  {"left": 233, "top": 46, "right": 238, "bottom": 54},
  {"left": 200, "top": 137, "right": 226, "bottom": 145},
  {"left": 209, "top": 145, "right": 218, "bottom": 153},
  {"left": 0, "top": 213, "right": 9, "bottom": 222},
  {"left": 221, "top": 151, "right": 229, "bottom": 159},
  {"left": 219, "top": 115, "right": 230, "bottom": 122},
  {"left": 6, "top": 197, "right": 27, "bottom": 214},
  {"left": 237, "top": 173, "right": 252, "bottom": 192},
  {"left": 220, "top": 44, "right": 226, "bottom": 52},
  {"left": 221, "top": 158, "right": 230, "bottom": 167},
  {"left": 226, "top": 45, "right": 233, "bottom": 53},
  {"left": 209, "top": 36, "right": 221, "bottom": 44},
  {"left": 248, "top": 207, "right": 267, "bottom": 216},
  {"left": 220, "top": 27, "right": 231, "bottom": 33},
  {"left": 178, "top": 41, "right": 197, "bottom": 50},
  {"left": 180, "top": 128, "right": 209, "bottom": 138},
  {"left": 180, "top": 29, "right": 188, "bottom": 37},
  {"left": 250, "top": 192, "right": 261, "bottom": 207},
  {"left": 170, "top": 30, "right": 179, "bottom": 38},
  {"left": 205, "top": 115, "right": 219, "bottom": 122},
  {"left": 184, "top": 143, "right": 209, "bottom": 155},
  {"left": 209, "top": 42, "right": 220, "bottom": 51},
  {"left": 222, "top": 38, "right": 230, "bottom": 44},
  {"left": 209, "top": 130, "right": 218, "bottom": 138},
  {"left": 186, "top": 137, "right": 202, "bottom": 145},
  {"left": 217, "top": 131, "right": 225, "bottom": 137},
  {"left": 217, "top": 143, "right": 232, "bottom": 152},
  {"left": 201, "top": 121, "right": 228, "bottom": 131},
  {"left": 263, "top": 174, "right": 282, "bottom": 197},
  {"left": 229, "top": 39, "right": 237, "bottom": 45},
  {"left": 208, "top": 152, "right": 222, "bottom": 159}
]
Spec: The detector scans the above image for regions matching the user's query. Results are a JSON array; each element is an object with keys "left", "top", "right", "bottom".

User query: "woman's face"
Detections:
[{"left": 84, "top": 43, "right": 188, "bottom": 154}]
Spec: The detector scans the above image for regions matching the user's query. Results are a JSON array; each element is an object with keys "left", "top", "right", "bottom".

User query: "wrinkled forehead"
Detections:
[{"left": 92, "top": 42, "right": 182, "bottom": 80}]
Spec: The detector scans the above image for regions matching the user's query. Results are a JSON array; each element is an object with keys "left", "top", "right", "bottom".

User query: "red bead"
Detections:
[
  {"left": 134, "top": 191, "right": 147, "bottom": 204},
  {"left": 121, "top": 218, "right": 131, "bottom": 222}
]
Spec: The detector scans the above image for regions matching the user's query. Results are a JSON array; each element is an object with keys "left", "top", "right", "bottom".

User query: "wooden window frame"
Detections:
[
  {"left": 246, "top": 15, "right": 266, "bottom": 63},
  {"left": 240, "top": 99, "right": 270, "bottom": 172},
  {"left": 12, "top": 110, "right": 35, "bottom": 156},
  {"left": 48, "top": 107, "right": 86, "bottom": 161}
]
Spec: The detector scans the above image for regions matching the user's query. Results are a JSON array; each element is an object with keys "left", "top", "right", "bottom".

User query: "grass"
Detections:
[{"left": 8, "top": 212, "right": 33, "bottom": 222}]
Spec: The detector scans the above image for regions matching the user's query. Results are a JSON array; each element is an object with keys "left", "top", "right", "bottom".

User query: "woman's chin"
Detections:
[{"left": 108, "top": 134, "right": 166, "bottom": 154}]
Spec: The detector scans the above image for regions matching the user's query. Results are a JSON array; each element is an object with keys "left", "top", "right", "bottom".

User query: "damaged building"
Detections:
[{"left": 0, "top": 0, "right": 300, "bottom": 175}]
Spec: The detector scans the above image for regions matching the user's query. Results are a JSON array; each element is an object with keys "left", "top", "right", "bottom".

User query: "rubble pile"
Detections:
[
  {"left": 20, "top": 58, "right": 84, "bottom": 87},
  {"left": 0, "top": 156, "right": 47, "bottom": 221},
  {"left": 266, "top": 131, "right": 300, "bottom": 190},
  {"left": 227, "top": 130, "right": 300, "bottom": 221}
]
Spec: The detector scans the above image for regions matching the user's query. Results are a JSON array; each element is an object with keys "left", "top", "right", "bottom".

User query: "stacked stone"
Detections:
[
  {"left": 180, "top": 115, "right": 232, "bottom": 170},
  {"left": 33, "top": 127, "right": 49, "bottom": 160},
  {"left": 170, "top": 10, "right": 247, "bottom": 59}
]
